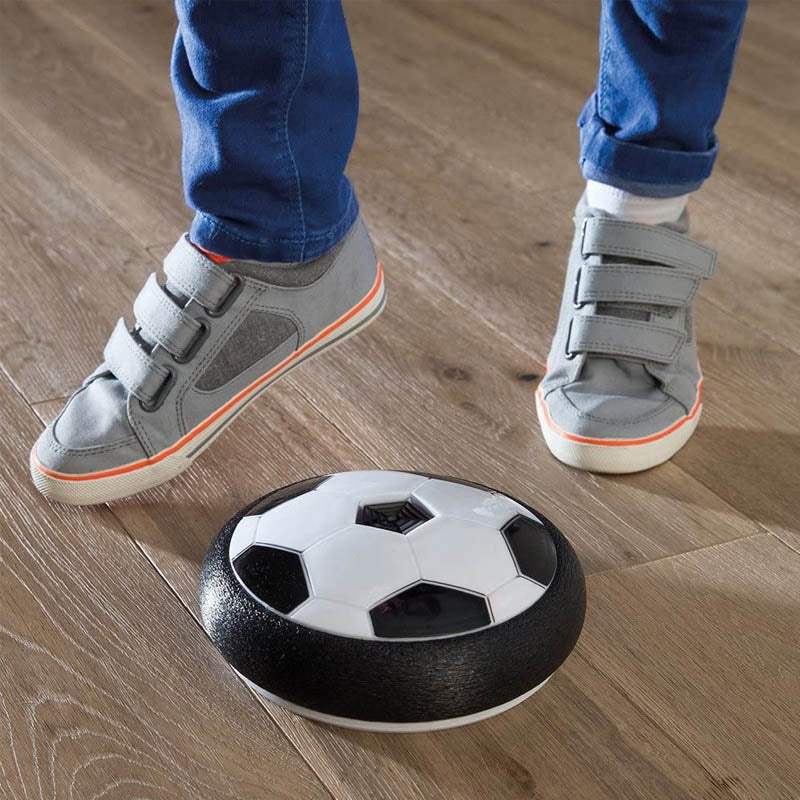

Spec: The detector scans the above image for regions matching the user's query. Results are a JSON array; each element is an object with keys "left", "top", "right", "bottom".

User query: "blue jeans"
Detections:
[{"left": 172, "top": 0, "right": 747, "bottom": 262}]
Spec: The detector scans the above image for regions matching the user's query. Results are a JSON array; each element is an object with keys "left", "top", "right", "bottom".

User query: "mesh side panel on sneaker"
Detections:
[{"left": 196, "top": 311, "right": 298, "bottom": 391}]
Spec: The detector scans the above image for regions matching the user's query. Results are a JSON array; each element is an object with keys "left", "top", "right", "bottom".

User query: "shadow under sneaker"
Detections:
[
  {"left": 31, "top": 217, "right": 385, "bottom": 504},
  {"left": 536, "top": 195, "right": 716, "bottom": 473}
]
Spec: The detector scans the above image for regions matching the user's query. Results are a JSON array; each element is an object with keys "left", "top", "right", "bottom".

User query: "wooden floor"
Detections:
[{"left": 1, "top": 1, "right": 798, "bottom": 797}]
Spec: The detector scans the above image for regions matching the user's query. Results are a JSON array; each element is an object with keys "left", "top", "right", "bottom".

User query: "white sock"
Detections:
[{"left": 585, "top": 180, "right": 688, "bottom": 225}]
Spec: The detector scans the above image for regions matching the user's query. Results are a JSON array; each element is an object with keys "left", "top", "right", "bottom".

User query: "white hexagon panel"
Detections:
[
  {"left": 488, "top": 577, "right": 547, "bottom": 624},
  {"left": 408, "top": 515, "right": 518, "bottom": 595},
  {"left": 315, "top": 470, "right": 429, "bottom": 504},
  {"left": 290, "top": 597, "right": 373, "bottom": 638},
  {"left": 229, "top": 515, "right": 259, "bottom": 560},
  {"left": 411, "top": 479, "right": 538, "bottom": 529},
  {"left": 251, "top": 490, "right": 360, "bottom": 551},
  {"left": 302, "top": 524, "right": 420, "bottom": 609}
]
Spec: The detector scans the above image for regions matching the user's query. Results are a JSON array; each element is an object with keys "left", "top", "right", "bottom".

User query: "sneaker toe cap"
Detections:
[
  {"left": 542, "top": 386, "right": 689, "bottom": 442},
  {"left": 33, "top": 376, "right": 147, "bottom": 476}
]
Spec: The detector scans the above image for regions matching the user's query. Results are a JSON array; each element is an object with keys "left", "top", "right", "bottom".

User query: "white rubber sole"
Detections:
[
  {"left": 536, "top": 388, "right": 701, "bottom": 474},
  {"left": 30, "top": 267, "right": 386, "bottom": 505},
  {"left": 237, "top": 669, "right": 551, "bottom": 732}
]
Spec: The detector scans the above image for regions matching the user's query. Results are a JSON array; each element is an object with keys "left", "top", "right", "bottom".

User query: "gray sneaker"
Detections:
[
  {"left": 31, "top": 217, "right": 385, "bottom": 504},
  {"left": 536, "top": 195, "right": 716, "bottom": 473}
]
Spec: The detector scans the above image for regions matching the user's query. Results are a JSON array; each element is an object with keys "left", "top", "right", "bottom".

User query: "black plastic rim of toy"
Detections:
[{"left": 198, "top": 473, "right": 586, "bottom": 725}]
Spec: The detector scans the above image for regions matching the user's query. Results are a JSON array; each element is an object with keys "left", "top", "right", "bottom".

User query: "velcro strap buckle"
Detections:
[
  {"left": 164, "top": 236, "right": 238, "bottom": 311},
  {"left": 133, "top": 273, "right": 204, "bottom": 358},
  {"left": 582, "top": 217, "right": 717, "bottom": 278},
  {"left": 574, "top": 263, "right": 701, "bottom": 308},
  {"left": 566, "top": 314, "right": 685, "bottom": 364},
  {"left": 103, "top": 318, "right": 171, "bottom": 405}
]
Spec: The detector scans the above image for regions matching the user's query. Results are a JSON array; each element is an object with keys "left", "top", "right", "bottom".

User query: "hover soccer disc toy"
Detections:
[{"left": 198, "top": 470, "right": 586, "bottom": 732}]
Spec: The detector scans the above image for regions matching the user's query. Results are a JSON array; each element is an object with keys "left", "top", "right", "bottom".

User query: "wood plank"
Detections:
[
  {"left": 0, "top": 373, "right": 330, "bottom": 800},
  {"left": 583, "top": 535, "right": 800, "bottom": 800},
  {"left": 0, "top": 0, "right": 185, "bottom": 247},
  {"left": 0, "top": 113, "right": 159, "bottom": 402},
  {"left": 673, "top": 300, "right": 800, "bottom": 556}
]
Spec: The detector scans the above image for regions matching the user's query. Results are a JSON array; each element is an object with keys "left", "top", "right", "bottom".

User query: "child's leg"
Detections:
[
  {"left": 580, "top": 0, "right": 747, "bottom": 213},
  {"left": 172, "top": 0, "right": 360, "bottom": 262},
  {"left": 31, "top": 1, "right": 384, "bottom": 505},
  {"left": 537, "top": 0, "right": 747, "bottom": 473}
]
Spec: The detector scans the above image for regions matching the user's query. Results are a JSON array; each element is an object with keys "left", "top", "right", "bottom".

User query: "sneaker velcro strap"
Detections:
[
  {"left": 567, "top": 314, "right": 686, "bottom": 364},
  {"left": 581, "top": 217, "right": 717, "bottom": 277},
  {"left": 575, "top": 263, "right": 701, "bottom": 307},
  {"left": 164, "top": 236, "right": 237, "bottom": 311},
  {"left": 133, "top": 273, "right": 203, "bottom": 357},
  {"left": 103, "top": 318, "right": 171, "bottom": 404}
]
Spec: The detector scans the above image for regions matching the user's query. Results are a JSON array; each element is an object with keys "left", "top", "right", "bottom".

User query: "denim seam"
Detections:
[
  {"left": 598, "top": 5, "right": 609, "bottom": 123},
  {"left": 195, "top": 202, "right": 356, "bottom": 246},
  {"left": 284, "top": 0, "right": 309, "bottom": 260}
]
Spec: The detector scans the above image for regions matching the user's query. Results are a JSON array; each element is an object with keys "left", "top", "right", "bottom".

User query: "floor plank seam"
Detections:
[
  {"left": 699, "top": 289, "right": 800, "bottom": 360},
  {"left": 362, "top": 81, "right": 584, "bottom": 216},
  {"left": 377, "top": 238, "right": 547, "bottom": 364},
  {"left": 767, "top": 531, "right": 800, "bottom": 559},
  {"left": 286, "top": 380, "right": 385, "bottom": 470},
  {"left": 29, "top": 396, "right": 70, "bottom": 409},
  {"left": 146, "top": 243, "right": 181, "bottom": 261},
  {"left": 587, "top": 532, "right": 770, "bottom": 580},
  {"left": 396, "top": 0, "right": 586, "bottom": 100},
  {"left": 0, "top": 363, "right": 41, "bottom": 419}
]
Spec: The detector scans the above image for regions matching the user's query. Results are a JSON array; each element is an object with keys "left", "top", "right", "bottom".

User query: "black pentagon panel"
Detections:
[
  {"left": 357, "top": 499, "right": 432, "bottom": 534},
  {"left": 502, "top": 515, "right": 558, "bottom": 586},
  {"left": 370, "top": 582, "right": 491, "bottom": 638},
  {"left": 232, "top": 545, "right": 309, "bottom": 614}
]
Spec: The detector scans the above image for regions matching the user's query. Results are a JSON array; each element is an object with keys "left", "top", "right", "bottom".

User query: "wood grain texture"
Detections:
[
  {"left": 0, "top": 0, "right": 184, "bottom": 248},
  {"left": 0, "top": 114, "right": 158, "bottom": 402},
  {"left": 583, "top": 535, "right": 800, "bottom": 800},
  {"left": 0, "top": 374, "right": 330, "bottom": 800},
  {"left": 2, "top": 1, "right": 799, "bottom": 798}
]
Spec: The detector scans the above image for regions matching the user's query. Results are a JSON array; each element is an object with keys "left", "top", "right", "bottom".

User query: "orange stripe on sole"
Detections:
[{"left": 33, "top": 263, "right": 384, "bottom": 481}]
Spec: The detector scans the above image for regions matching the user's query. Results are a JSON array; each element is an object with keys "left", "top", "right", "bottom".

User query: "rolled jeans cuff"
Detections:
[{"left": 578, "top": 96, "right": 717, "bottom": 198}]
